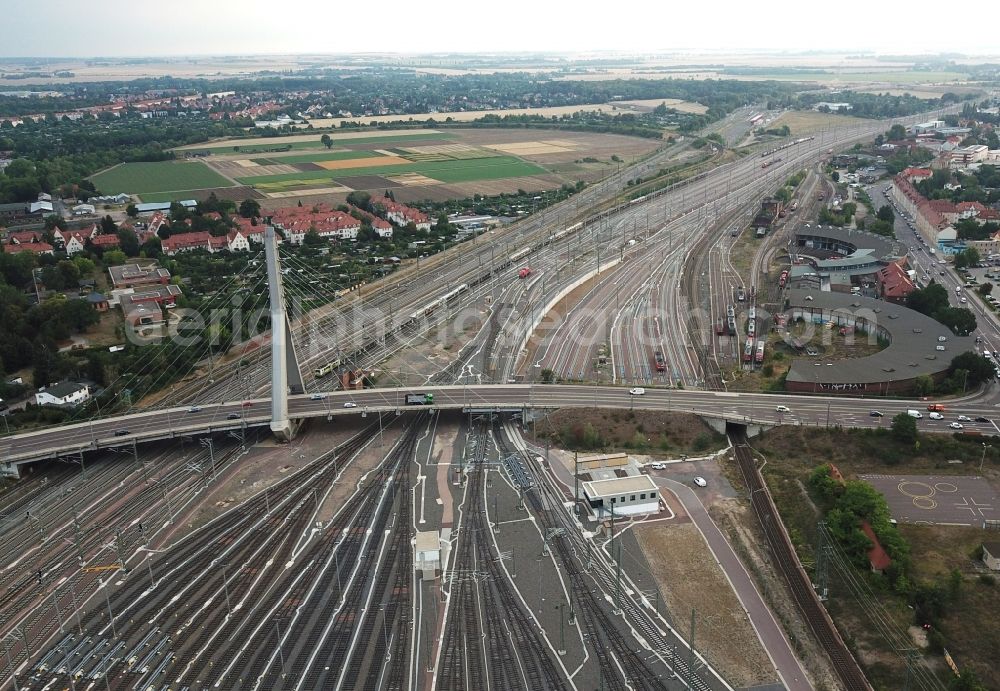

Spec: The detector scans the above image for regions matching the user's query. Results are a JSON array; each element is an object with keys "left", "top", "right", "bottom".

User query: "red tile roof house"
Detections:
[
  {"left": 2, "top": 241, "right": 53, "bottom": 255},
  {"left": 860, "top": 520, "right": 892, "bottom": 574},
  {"left": 376, "top": 200, "right": 432, "bottom": 231},
  {"left": 877, "top": 262, "right": 916, "bottom": 304},
  {"left": 90, "top": 233, "right": 121, "bottom": 249}
]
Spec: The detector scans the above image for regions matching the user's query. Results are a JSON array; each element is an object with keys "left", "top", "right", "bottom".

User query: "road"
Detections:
[{"left": 5, "top": 381, "right": 998, "bottom": 468}]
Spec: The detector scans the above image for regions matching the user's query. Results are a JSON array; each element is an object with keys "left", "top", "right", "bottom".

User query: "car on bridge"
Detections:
[
  {"left": 310, "top": 394, "right": 327, "bottom": 400},
  {"left": 929, "top": 412, "right": 945, "bottom": 420},
  {"left": 976, "top": 417, "right": 991, "bottom": 423},
  {"left": 629, "top": 387, "right": 645, "bottom": 395},
  {"left": 227, "top": 413, "right": 241, "bottom": 420},
  {"left": 949, "top": 422, "right": 964, "bottom": 429},
  {"left": 187, "top": 406, "right": 202, "bottom": 413},
  {"left": 775, "top": 405, "right": 791, "bottom": 413},
  {"left": 343, "top": 402, "right": 358, "bottom": 408},
  {"left": 957, "top": 415, "right": 972, "bottom": 422},
  {"left": 869, "top": 410, "right": 883, "bottom": 417}
]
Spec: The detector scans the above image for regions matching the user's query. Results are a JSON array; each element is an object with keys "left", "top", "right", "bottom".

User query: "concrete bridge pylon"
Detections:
[{"left": 264, "top": 225, "right": 305, "bottom": 441}]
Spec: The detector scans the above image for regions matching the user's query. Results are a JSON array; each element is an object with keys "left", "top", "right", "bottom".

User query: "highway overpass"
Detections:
[{"left": 3, "top": 384, "right": 996, "bottom": 474}]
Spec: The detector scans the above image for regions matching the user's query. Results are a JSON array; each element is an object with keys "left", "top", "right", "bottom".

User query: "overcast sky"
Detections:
[{"left": 3, "top": 0, "right": 998, "bottom": 58}]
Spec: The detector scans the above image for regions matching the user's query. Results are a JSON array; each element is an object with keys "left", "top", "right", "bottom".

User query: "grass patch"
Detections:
[
  {"left": 236, "top": 155, "right": 546, "bottom": 186},
  {"left": 91, "top": 161, "right": 234, "bottom": 195},
  {"left": 752, "top": 426, "right": 1000, "bottom": 687}
]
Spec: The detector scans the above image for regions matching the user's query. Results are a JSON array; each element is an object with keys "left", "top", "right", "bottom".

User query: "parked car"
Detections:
[
  {"left": 692, "top": 476, "right": 707, "bottom": 487},
  {"left": 650, "top": 462, "right": 666, "bottom": 470}
]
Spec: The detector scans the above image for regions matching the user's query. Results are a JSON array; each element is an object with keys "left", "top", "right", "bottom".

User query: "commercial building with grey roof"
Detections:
[
  {"left": 791, "top": 224, "right": 907, "bottom": 293},
  {"left": 782, "top": 289, "right": 974, "bottom": 394}
]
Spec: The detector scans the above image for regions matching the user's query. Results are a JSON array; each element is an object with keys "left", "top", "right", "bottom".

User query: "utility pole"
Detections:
[
  {"left": 114, "top": 530, "right": 125, "bottom": 571},
  {"left": 614, "top": 543, "right": 622, "bottom": 615},
  {"left": 573, "top": 452, "right": 579, "bottom": 516},
  {"left": 689, "top": 608, "right": 696, "bottom": 683}
]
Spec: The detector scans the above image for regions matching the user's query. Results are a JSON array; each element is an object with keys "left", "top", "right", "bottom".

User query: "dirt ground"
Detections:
[
  {"left": 634, "top": 521, "right": 775, "bottom": 687},
  {"left": 766, "top": 111, "right": 869, "bottom": 137},
  {"left": 528, "top": 408, "right": 725, "bottom": 456},
  {"left": 452, "top": 128, "right": 661, "bottom": 166},
  {"left": 708, "top": 494, "right": 842, "bottom": 690}
]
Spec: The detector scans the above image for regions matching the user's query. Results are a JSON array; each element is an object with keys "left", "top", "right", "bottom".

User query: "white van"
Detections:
[{"left": 907, "top": 410, "right": 923, "bottom": 419}]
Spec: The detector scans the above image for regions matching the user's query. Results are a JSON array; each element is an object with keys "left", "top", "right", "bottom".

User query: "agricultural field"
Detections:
[
  {"left": 89, "top": 161, "right": 235, "bottom": 196},
  {"left": 109, "top": 128, "right": 661, "bottom": 204}
]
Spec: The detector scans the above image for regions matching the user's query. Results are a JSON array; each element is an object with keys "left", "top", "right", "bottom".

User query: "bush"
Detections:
[{"left": 978, "top": 574, "right": 996, "bottom": 587}]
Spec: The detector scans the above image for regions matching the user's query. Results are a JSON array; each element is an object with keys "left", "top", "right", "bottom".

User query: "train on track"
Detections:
[
  {"left": 653, "top": 350, "right": 667, "bottom": 372},
  {"left": 743, "top": 337, "right": 754, "bottom": 364},
  {"left": 778, "top": 270, "right": 789, "bottom": 288},
  {"left": 755, "top": 339, "right": 765, "bottom": 364},
  {"left": 314, "top": 358, "right": 342, "bottom": 377},
  {"left": 407, "top": 283, "right": 469, "bottom": 321},
  {"left": 760, "top": 136, "right": 815, "bottom": 158}
]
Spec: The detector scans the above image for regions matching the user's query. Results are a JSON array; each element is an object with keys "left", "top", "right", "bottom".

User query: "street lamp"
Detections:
[{"left": 980, "top": 443, "right": 991, "bottom": 473}]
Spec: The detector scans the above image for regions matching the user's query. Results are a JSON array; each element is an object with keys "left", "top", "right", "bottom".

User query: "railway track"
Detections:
[
  {"left": 14, "top": 421, "right": 388, "bottom": 690},
  {"left": 729, "top": 425, "right": 871, "bottom": 691},
  {"left": 437, "top": 421, "right": 567, "bottom": 691}
]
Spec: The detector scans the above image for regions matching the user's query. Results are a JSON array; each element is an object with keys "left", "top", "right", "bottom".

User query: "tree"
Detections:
[
  {"left": 949, "top": 351, "right": 994, "bottom": 387},
  {"left": 103, "top": 249, "right": 127, "bottom": 266},
  {"left": 934, "top": 306, "right": 977, "bottom": 336},
  {"left": 117, "top": 229, "right": 139, "bottom": 257},
  {"left": 239, "top": 199, "right": 261, "bottom": 219},
  {"left": 303, "top": 229, "right": 324, "bottom": 247},
  {"left": 887, "top": 124, "right": 907, "bottom": 141},
  {"left": 905, "top": 283, "right": 950, "bottom": 317},
  {"left": 831, "top": 171, "right": 840, "bottom": 182},
  {"left": 891, "top": 412, "right": 918, "bottom": 445},
  {"left": 978, "top": 282, "right": 993, "bottom": 296},
  {"left": 125, "top": 203, "right": 138, "bottom": 218},
  {"left": 320, "top": 134, "right": 333, "bottom": 149},
  {"left": 345, "top": 191, "right": 371, "bottom": 210},
  {"left": 100, "top": 215, "right": 117, "bottom": 235},
  {"left": 876, "top": 205, "right": 894, "bottom": 224},
  {"left": 953, "top": 247, "right": 981, "bottom": 270}
]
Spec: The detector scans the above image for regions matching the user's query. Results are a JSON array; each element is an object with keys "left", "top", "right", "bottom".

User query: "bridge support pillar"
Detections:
[{"left": 265, "top": 226, "right": 305, "bottom": 441}]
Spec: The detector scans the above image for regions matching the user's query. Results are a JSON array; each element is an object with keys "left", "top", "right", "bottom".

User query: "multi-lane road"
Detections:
[{"left": 6, "top": 382, "right": 998, "bottom": 469}]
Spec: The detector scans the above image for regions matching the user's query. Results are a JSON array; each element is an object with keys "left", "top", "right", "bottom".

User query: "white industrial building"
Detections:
[{"left": 581, "top": 475, "right": 660, "bottom": 517}]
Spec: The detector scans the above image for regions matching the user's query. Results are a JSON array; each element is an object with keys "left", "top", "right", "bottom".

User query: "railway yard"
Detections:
[{"left": 3, "top": 100, "right": 986, "bottom": 691}]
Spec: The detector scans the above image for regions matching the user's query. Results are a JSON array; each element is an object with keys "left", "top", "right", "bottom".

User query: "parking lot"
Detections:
[{"left": 861, "top": 474, "right": 999, "bottom": 526}]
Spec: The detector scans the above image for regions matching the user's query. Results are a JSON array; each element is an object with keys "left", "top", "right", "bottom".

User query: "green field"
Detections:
[
  {"left": 236, "top": 156, "right": 546, "bottom": 188},
  {"left": 91, "top": 162, "right": 234, "bottom": 195}
]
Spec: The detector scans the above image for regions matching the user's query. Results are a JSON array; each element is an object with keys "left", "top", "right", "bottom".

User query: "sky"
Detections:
[{"left": 3, "top": 0, "right": 999, "bottom": 58}]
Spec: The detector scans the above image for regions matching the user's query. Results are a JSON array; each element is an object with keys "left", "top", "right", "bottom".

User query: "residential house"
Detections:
[
  {"left": 34, "top": 382, "right": 90, "bottom": 407},
  {"left": 377, "top": 199, "right": 431, "bottom": 231},
  {"left": 860, "top": 521, "right": 892, "bottom": 575},
  {"left": 2, "top": 241, "right": 53, "bottom": 256},
  {"left": 87, "top": 292, "right": 109, "bottom": 312},
  {"left": 90, "top": 233, "right": 121, "bottom": 250}
]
